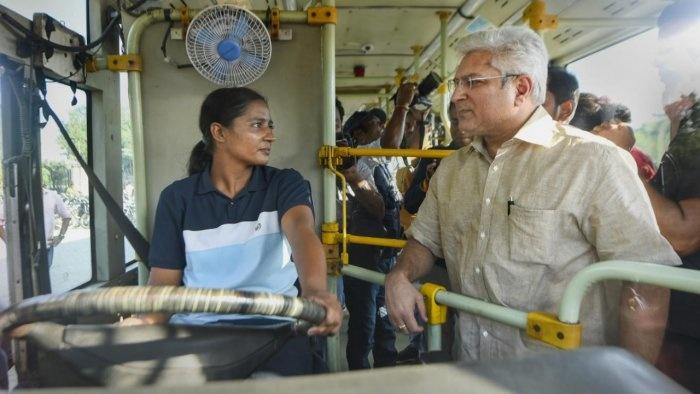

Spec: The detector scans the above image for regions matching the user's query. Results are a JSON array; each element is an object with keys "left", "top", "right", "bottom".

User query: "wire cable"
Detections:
[{"left": 0, "top": 11, "right": 120, "bottom": 53}]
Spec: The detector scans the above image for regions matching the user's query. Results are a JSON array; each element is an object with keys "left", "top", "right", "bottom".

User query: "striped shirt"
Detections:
[{"left": 149, "top": 166, "right": 313, "bottom": 324}]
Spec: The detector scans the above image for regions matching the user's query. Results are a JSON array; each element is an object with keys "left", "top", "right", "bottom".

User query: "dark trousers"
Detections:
[
  {"left": 345, "top": 255, "right": 397, "bottom": 370},
  {"left": 209, "top": 318, "right": 327, "bottom": 377},
  {"left": 257, "top": 335, "right": 327, "bottom": 376}
]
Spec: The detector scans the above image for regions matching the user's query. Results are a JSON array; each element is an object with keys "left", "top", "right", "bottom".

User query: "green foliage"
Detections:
[
  {"left": 56, "top": 105, "right": 134, "bottom": 184},
  {"left": 42, "top": 161, "right": 72, "bottom": 193},
  {"left": 634, "top": 115, "right": 671, "bottom": 165},
  {"left": 58, "top": 105, "right": 88, "bottom": 162}
]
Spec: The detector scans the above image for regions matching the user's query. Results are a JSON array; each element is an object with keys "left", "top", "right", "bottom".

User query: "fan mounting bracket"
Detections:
[{"left": 307, "top": 6, "right": 337, "bottom": 25}]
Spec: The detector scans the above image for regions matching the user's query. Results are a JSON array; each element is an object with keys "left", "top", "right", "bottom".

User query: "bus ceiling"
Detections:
[{"left": 333, "top": 0, "right": 665, "bottom": 105}]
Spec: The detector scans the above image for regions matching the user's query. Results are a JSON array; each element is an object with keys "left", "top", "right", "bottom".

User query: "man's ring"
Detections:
[{"left": 398, "top": 324, "right": 407, "bottom": 330}]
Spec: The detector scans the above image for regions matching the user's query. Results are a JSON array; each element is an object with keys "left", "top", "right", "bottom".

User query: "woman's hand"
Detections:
[
  {"left": 303, "top": 290, "right": 342, "bottom": 336},
  {"left": 116, "top": 314, "right": 167, "bottom": 326}
]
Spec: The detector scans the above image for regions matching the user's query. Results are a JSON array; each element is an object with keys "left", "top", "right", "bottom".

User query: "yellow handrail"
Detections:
[
  {"left": 326, "top": 162, "right": 349, "bottom": 265},
  {"left": 335, "top": 147, "right": 454, "bottom": 159},
  {"left": 339, "top": 233, "right": 407, "bottom": 249}
]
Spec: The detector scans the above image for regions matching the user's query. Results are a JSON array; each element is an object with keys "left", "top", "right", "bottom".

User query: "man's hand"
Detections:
[
  {"left": 341, "top": 165, "right": 363, "bottom": 186},
  {"left": 425, "top": 160, "right": 438, "bottom": 181},
  {"left": 664, "top": 95, "right": 694, "bottom": 140},
  {"left": 303, "top": 290, "right": 342, "bottom": 336},
  {"left": 396, "top": 82, "right": 417, "bottom": 108},
  {"left": 50, "top": 234, "right": 64, "bottom": 247},
  {"left": 117, "top": 313, "right": 169, "bottom": 326},
  {"left": 385, "top": 270, "right": 426, "bottom": 334}
]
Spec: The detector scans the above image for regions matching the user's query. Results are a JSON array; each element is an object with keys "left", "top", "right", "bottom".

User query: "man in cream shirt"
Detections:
[{"left": 385, "top": 26, "right": 680, "bottom": 363}]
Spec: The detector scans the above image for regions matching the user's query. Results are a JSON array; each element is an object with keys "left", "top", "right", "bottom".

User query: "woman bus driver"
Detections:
[{"left": 124, "top": 87, "right": 342, "bottom": 375}]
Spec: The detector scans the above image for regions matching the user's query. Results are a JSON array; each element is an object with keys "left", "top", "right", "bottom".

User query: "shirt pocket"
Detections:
[{"left": 508, "top": 205, "right": 561, "bottom": 265}]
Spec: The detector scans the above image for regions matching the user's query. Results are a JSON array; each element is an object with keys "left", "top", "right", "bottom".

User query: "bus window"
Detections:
[
  {"left": 42, "top": 84, "right": 94, "bottom": 293},
  {"left": 120, "top": 74, "right": 136, "bottom": 264},
  {"left": 0, "top": 0, "right": 86, "bottom": 38},
  {"left": 568, "top": 29, "right": 669, "bottom": 164}
]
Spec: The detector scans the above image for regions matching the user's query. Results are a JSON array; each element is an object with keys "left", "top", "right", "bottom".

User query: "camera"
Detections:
[{"left": 392, "top": 71, "right": 443, "bottom": 110}]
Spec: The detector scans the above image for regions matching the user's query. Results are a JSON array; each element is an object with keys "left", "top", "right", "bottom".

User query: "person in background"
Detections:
[
  {"left": 396, "top": 102, "right": 468, "bottom": 364},
  {"left": 0, "top": 188, "right": 71, "bottom": 268},
  {"left": 569, "top": 92, "right": 603, "bottom": 131},
  {"left": 542, "top": 66, "right": 579, "bottom": 124},
  {"left": 642, "top": 1, "right": 700, "bottom": 390},
  {"left": 342, "top": 109, "right": 401, "bottom": 369},
  {"left": 593, "top": 103, "right": 657, "bottom": 181}
]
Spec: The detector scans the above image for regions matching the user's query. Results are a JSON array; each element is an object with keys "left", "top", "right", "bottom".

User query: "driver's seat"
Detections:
[{"left": 18, "top": 321, "right": 295, "bottom": 388}]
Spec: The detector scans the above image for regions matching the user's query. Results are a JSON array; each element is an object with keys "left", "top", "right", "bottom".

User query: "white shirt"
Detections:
[
  {"left": 0, "top": 189, "right": 71, "bottom": 245},
  {"left": 357, "top": 138, "right": 405, "bottom": 200}
]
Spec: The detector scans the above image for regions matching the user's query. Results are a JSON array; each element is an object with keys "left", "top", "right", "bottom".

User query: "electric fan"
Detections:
[{"left": 186, "top": 4, "right": 272, "bottom": 87}]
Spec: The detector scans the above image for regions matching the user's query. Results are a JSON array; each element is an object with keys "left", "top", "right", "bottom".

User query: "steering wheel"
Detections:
[
  {"left": 0, "top": 286, "right": 327, "bottom": 388},
  {"left": 0, "top": 286, "right": 326, "bottom": 334}
]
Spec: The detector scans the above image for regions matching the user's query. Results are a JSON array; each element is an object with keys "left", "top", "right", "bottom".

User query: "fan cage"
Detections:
[{"left": 186, "top": 5, "right": 272, "bottom": 87}]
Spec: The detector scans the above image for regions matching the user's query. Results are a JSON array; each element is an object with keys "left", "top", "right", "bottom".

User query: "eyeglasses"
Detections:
[{"left": 448, "top": 74, "right": 520, "bottom": 92}]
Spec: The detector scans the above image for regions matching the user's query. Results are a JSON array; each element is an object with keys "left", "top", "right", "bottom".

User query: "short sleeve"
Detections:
[
  {"left": 148, "top": 186, "right": 186, "bottom": 270},
  {"left": 404, "top": 170, "right": 444, "bottom": 259},
  {"left": 276, "top": 169, "right": 314, "bottom": 222}
]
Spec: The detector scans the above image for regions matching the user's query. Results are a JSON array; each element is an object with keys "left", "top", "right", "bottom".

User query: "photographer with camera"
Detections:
[{"left": 336, "top": 117, "right": 396, "bottom": 370}]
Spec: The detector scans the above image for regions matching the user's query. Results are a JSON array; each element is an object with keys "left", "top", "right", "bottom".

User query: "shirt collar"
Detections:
[
  {"left": 197, "top": 165, "right": 267, "bottom": 195},
  {"left": 467, "top": 106, "right": 557, "bottom": 158},
  {"left": 511, "top": 106, "right": 557, "bottom": 147}
]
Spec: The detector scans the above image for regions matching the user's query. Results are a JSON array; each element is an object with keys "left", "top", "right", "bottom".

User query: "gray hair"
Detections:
[{"left": 457, "top": 26, "right": 548, "bottom": 105}]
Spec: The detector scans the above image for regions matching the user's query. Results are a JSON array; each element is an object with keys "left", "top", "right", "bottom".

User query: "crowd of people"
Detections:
[
  {"left": 336, "top": 0, "right": 698, "bottom": 388},
  {"left": 131, "top": 0, "right": 697, "bottom": 386},
  {"left": 4, "top": 0, "right": 694, "bottom": 390}
]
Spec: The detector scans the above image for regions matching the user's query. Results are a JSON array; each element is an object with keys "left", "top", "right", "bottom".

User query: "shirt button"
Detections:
[
  {"left": 485, "top": 198, "right": 491, "bottom": 205},
  {"left": 480, "top": 232, "right": 485, "bottom": 239},
  {"left": 475, "top": 266, "right": 481, "bottom": 274},
  {"left": 492, "top": 165, "right": 498, "bottom": 172},
  {"left": 482, "top": 331, "right": 489, "bottom": 338}
]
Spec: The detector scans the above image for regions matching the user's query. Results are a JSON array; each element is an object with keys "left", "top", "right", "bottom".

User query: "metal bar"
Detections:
[
  {"left": 250, "top": 10, "right": 307, "bottom": 23},
  {"left": 344, "top": 234, "right": 406, "bottom": 249},
  {"left": 341, "top": 264, "right": 529, "bottom": 330},
  {"left": 337, "top": 76, "right": 395, "bottom": 83},
  {"left": 126, "top": 8, "right": 166, "bottom": 283},
  {"left": 341, "top": 265, "right": 385, "bottom": 286},
  {"left": 407, "top": 0, "right": 487, "bottom": 76},
  {"left": 336, "top": 6, "right": 455, "bottom": 10},
  {"left": 340, "top": 147, "right": 454, "bottom": 159},
  {"left": 321, "top": 0, "right": 340, "bottom": 374},
  {"left": 558, "top": 261, "right": 700, "bottom": 324},
  {"left": 435, "top": 291, "right": 528, "bottom": 329},
  {"left": 426, "top": 324, "right": 442, "bottom": 352}
]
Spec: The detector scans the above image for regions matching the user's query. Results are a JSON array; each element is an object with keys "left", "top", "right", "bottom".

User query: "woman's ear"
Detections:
[{"left": 210, "top": 122, "right": 226, "bottom": 143}]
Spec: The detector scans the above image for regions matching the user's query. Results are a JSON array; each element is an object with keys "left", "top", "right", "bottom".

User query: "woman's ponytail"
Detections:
[{"left": 187, "top": 140, "right": 212, "bottom": 175}]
